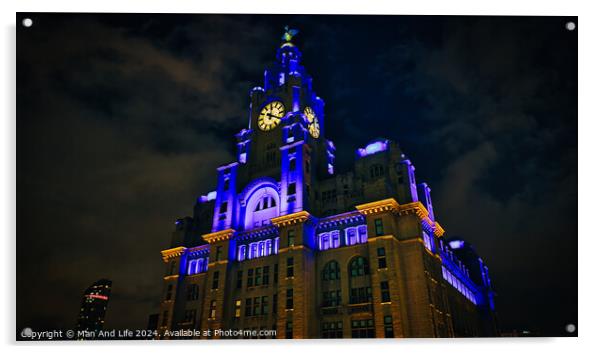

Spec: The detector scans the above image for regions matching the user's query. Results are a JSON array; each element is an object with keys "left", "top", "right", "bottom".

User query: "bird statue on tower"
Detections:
[{"left": 282, "top": 26, "right": 299, "bottom": 43}]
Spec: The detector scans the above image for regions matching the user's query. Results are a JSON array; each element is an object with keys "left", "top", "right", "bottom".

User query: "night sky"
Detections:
[{"left": 17, "top": 14, "right": 577, "bottom": 336}]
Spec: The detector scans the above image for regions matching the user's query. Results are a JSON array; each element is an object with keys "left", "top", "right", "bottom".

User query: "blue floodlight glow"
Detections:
[
  {"left": 449, "top": 240, "right": 465, "bottom": 249},
  {"left": 356, "top": 139, "right": 389, "bottom": 157}
]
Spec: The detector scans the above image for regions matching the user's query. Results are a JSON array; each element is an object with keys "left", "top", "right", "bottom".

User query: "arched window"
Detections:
[
  {"left": 322, "top": 261, "right": 341, "bottom": 281},
  {"left": 188, "top": 259, "right": 197, "bottom": 275},
  {"left": 349, "top": 257, "right": 369, "bottom": 277},
  {"left": 238, "top": 245, "right": 247, "bottom": 261}
]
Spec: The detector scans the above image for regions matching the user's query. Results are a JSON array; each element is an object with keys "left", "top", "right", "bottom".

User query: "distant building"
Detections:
[
  {"left": 155, "top": 30, "right": 497, "bottom": 338},
  {"left": 76, "top": 279, "right": 112, "bottom": 332}
]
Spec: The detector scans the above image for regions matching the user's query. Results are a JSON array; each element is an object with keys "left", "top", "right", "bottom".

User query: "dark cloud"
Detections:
[{"left": 17, "top": 14, "right": 576, "bottom": 335}]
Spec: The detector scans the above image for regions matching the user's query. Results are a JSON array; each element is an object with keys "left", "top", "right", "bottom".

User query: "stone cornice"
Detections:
[
  {"left": 202, "top": 229, "right": 236, "bottom": 244},
  {"left": 160, "top": 246, "right": 186, "bottom": 262},
  {"left": 271, "top": 211, "right": 311, "bottom": 227},
  {"left": 355, "top": 198, "right": 401, "bottom": 215},
  {"left": 356, "top": 198, "right": 445, "bottom": 238}
]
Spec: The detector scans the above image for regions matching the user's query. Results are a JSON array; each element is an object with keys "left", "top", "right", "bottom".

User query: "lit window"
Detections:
[
  {"left": 265, "top": 239, "right": 273, "bottom": 255},
  {"left": 320, "top": 233, "right": 330, "bottom": 250},
  {"left": 345, "top": 227, "right": 357, "bottom": 245},
  {"left": 258, "top": 241, "right": 265, "bottom": 257},
  {"left": 187, "top": 259, "right": 197, "bottom": 275},
  {"left": 238, "top": 245, "right": 247, "bottom": 261},
  {"left": 331, "top": 230, "right": 340, "bottom": 248},
  {"left": 209, "top": 300, "right": 217, "bottom": 319},
  {"left": 287, "top": 229, "right": 295, "bottom": 247},
  {"left": 358, "top": 225, "right": 368, "bottom": 243},
  {"left": 235, "top": 299, "right": 241, "bottom": 318}
]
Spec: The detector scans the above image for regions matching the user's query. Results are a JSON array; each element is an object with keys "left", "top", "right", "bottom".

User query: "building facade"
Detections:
[
  {"left": 76, "top": 279, "right": 112, "bottom": 333},
  {"left": 156, "top": 31, "right": 497, "bottom": 339}
]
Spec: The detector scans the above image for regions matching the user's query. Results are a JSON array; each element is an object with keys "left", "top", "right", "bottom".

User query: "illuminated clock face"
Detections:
[
  {"left": 304, "top": 106, "right": 320, "bottom": 138},
  {"left": 258, "top": 101, "right": 285, "bottom": 131}
]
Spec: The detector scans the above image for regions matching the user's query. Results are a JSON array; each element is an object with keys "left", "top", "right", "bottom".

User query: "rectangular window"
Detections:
[
  {"left": 381, "top": 281, "right": 391, "bottom": 302},
  {"left": 255, "top": 267, "right": 262, "bottom": 286},
  {"left": 286, "top": 257, "right": 294, "bottom": 277},
  {"left": 384, "top": 315, "right": 394, "bottom": 338},
  {"left": 245, "top": 298, "right": 252, "bottom": 317},
  {"left": 263, "top": 265, "right": 270, "bottom": 285},
  {"left": 287, "top": 229, "right": 295, "bottom": 247},
  {"left": 351, "top": 319, "right": 375, "bottom": 338},
  {"left": 350, "top": 286, "right": 373, "bottom": 304},
  {"left": 289, "top": 158, "right": 296, "bottom": 171},
  {"left": 235, "top": 299, "right": 241, "bottom": 318},
  {"left": 236, "top": 270, "right": 243, "bottom": 289},
  {"left": 253, "top": 297, "right": 260, "bottom": 316},
  {"left": 212, "top": 271, "right": 220, "bottom": 289},
  {"left": 274, "top": 263, "right": 279, "bottom": 283},
  {"left": 209, "top": 300, "right": 217, "bottom": 319},
  {"left": 223, "top": 178, "right": 230, "bottom": 191},
  {"left": 165, "top": 284, "right": 173, "bottom": 300},
  {"left": 219, "top": 201, "right": 228, "bottom": 213},
  {"left": 161, "top": 310, "right": 168, "bottom": 326},
  {"left": 377, "top": 247, "right": 387, "bottom": 269},
  {"left": 247, "top": 269, "right": 254, "bottom": 288},
  {"left": 215, "top": 246, "right": 223, "bottom": 261},
  {"left": 286, "top": 321, "right": 293, "bottom": 339},
  {"left": 287, "top": 182, "right": 296, "bottom": 195},
  {"left": 183, "top": 309, "right": 196, "bottom": 324},
  {"left": 375, "top": 218, "right": 384, "bottom": 236},
  {"left": 273, "top": 294, "right": 278, "bottom": 314},
  {"left": 261, "top": 296, "right": 268, "bottom": 315},
  {"left": 187, "top": 284, "right": 199, "bottom": 301},
  {"left": 322, "top": 290, "right": 341, "bottom": 307},
  {"left": 286, "top": 288, "right": 294, "bottom": 310},
  {"left": 321, "top": 321, "right": 343, "bottom": 338}
]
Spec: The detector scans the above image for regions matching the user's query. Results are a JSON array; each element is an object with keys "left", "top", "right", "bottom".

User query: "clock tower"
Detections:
[{"left": 228, "top": 28, "right": 335, "bottom": 229}]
